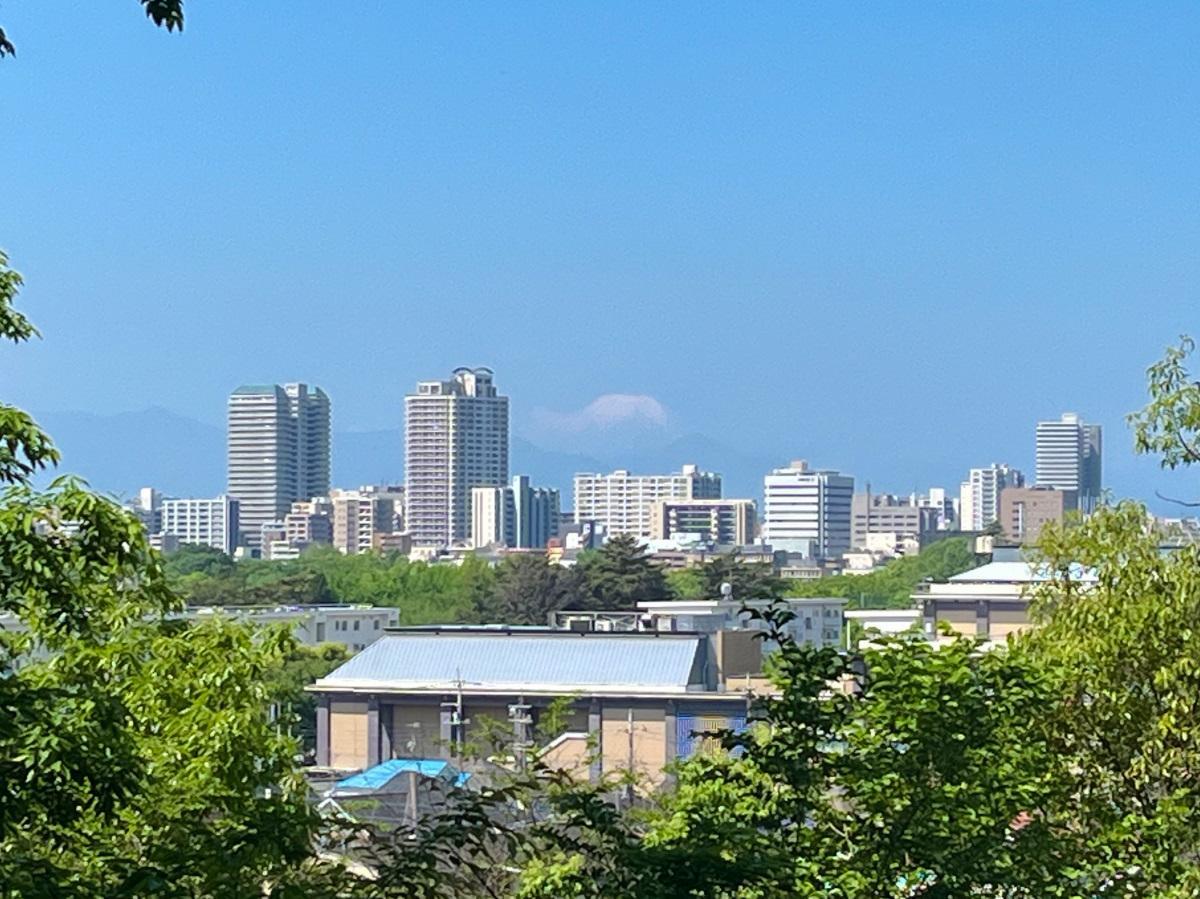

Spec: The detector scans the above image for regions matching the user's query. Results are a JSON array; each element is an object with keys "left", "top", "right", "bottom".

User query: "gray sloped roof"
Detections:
[{"left": 315, "top": 631, "right": 705, "bottom": 696}]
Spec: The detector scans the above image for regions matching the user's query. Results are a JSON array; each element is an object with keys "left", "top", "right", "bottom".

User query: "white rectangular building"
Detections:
[
  {"left": 573, "top": 464, "right": 721, "bottom": 537},
  {"left": 761, "top": 460, "right": 853, "bottom": 559},
  {"left": 159, "top": 495, "right": 240, "bottom": 555},
  {"left": 958, "top": 463, "right": 1024, "bottom": 532},
  {"left": 472, "top": 475, "right": 561, "bottom": 549}
]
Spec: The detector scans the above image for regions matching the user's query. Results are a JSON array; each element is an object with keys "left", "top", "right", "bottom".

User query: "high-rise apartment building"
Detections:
[
  {"left": 159, "top": 495, "right": 240, "bottom": 555},
  {"left": 958, "top": 464, "right": 1024, "bottom": 532},
  {"left": 573, "top": 464, "right": 722, "bottom": 537},
  {"left": 1036, "top": 412, "right": 1102, "bottom": 513},
  {"left": 647, "top": 498, "right": 756, "bottom": 546},
  {"left": 471, "top": 475, "right": 561, "bottom": 550},
  {"left": 762, "top": 460, "right": 854, "bottom": 559},
  {"left": 227, "top": 383, "right": 330, "bottom": 551},
  {"left": 405, "top": 368, "right": 509, "bottom": 548},
  {"left": 330, "top": 486, "right": 404, "bottom": 555}
]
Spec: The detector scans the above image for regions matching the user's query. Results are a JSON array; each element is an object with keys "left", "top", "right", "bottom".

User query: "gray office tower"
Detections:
[
  {"left": 228, "top": 383, "right": 331, "bottom": 551},
  {"left": 1035, "top": 412, "right": 1102, "bottom": 513}
]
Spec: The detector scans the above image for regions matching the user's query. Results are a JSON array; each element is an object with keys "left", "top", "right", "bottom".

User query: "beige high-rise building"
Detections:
[
  {"left": 285, "top": 497, "right": 333, "bottom": 547},
  {"left": 330, "top": 486, "right": 404, "bottom": 555},
  {"left": 573, "top": 464, "right": 721, "bottom": 537},
  {"left": 227, "top": 383, "right": 330, "bottom": 551},
  {"left": 405, "top": 368, "right": 509, "bottom": 548}
]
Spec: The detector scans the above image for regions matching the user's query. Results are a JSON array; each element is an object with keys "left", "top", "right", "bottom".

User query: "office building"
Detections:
[
  {"left": 1036, "top": 412, "right": 1102, "bottom": 513},
  {"left": 958, "top": 464, "right": 1024, "bottom": 532},
  {"left": 331, "top": 486, "right": 404, "bottom": 555},
  {"left": 999, "top": 486, "right": 1074, "bottom": 544},
  {"left": 761, "top": 460, "right": 853, "bottom": 559},
  {"left": 573, "top": 464, "right": 721, "bottom": 537},
  {"left": 159, "top": 495, "right": 240, "bottom": 555},
  {"left": 647, "top": 498, "right": 756, "bottom": 546},
  {"left": 471, "top": 475, "right": 561, "bottom": 549},
  {"left": 850, "top": 492, "right": 938, "bottom": 549},
  {"left": 405, "top": 368, "right": 509, "bottom": 548},
  {"left": 227, "top": 383, "right": 331, "bottom": 551}
]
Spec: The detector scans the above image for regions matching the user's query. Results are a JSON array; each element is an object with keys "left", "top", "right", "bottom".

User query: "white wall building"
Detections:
[
  {"left": 958, "top": 463, "right": 1024, "bottom": 532},
  {"left": 180, "top": 605, "right": 399, "bottom": 654},
  {"left": 761, "top": 460, "right": 853, "bottom": 559},
  {"left": 405, "top": 368, "right": 509, "bottom": 548},
  {"left": 159, "top": 495, "right": 240, "bottom": 555},
  {"left": 1036, "top": 412, "right": 1102, "bottom": 513},
  {"left": 227, "top": 383, "right": 330, "bottom": 552},
  {"left": 471, "top": 475, "right": 561, "bottom": 549},
  {"left": 573, "top": 464, "right": 721, "bottom": 537}
]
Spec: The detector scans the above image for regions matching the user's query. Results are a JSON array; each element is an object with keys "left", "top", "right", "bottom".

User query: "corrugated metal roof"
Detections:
[{"left": 315, "top": 632, "right": 704, "bottom": 695}]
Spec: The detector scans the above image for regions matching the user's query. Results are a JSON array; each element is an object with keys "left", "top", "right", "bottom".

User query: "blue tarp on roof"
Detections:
[{"left": 336, "top": 758, "right": 452, "bottom": 791}]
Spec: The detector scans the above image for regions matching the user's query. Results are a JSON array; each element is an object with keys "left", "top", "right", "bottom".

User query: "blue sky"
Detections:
[{"left": 1, "top": 2, "right": 1198, "bottom": 506}]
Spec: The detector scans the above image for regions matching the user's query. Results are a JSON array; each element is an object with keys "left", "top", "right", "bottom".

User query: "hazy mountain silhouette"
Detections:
[{"left": 31, "top": 409, "right": 776, "bottom": 505}]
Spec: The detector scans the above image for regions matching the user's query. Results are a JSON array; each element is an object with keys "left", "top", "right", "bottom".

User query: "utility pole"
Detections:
[{"left": 509, "top": 697, "right": 533, "bottom": 770}]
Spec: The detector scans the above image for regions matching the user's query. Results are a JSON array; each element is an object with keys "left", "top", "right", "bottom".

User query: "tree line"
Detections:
[{"left": 164, "top": 535, "right": 798, "bottom": 625}]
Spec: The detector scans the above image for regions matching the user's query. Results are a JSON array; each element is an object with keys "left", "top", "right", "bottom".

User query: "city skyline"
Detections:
[{"left": 1, "top": 4, "right": 1197, "bottom": 514}]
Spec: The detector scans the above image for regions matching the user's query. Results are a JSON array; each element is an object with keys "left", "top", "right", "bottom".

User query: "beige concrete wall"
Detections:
[
  {"left": 539, "top": 732, "right": 592, "bottom": 779},
  {"left": 392, "top": 703, "right": 443, "bottom": 758},
  {"left": 600, "top": 706, "right": 667, "bottom": 789},
  {"left": 932, "top": 602, "right": 978, "bottom": 637},
  {"left": 330, "top": 700, "right": 368, "bottom": 770}
]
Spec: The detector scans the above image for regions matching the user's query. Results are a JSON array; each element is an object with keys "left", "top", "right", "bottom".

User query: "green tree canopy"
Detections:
[
  {"left": 787, "top": 536, "right": 980, "bottom": 609},
  {"left": 0, "top": 251, "right": 327, "bottom": 893},
  {"left": 574, "top": 534, "right": 670, "bottom": 611},
  {"left": 475, "top": 553, "right": 584, "bottom": 625}
]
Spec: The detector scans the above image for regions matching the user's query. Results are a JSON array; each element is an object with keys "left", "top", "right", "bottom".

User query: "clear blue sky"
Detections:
[{"left": 1, "top": 2, "right": 1198, "bottom": 505}]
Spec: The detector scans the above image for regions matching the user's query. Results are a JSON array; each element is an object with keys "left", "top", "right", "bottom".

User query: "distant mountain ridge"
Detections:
[{"left": 33, "top": 408, "right": 776, "bottom": 504}]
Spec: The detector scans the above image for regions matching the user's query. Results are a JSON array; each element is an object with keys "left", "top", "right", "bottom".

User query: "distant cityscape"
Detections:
[{"left": 124, "top": 366, "right": 1118, "bottom": 578}]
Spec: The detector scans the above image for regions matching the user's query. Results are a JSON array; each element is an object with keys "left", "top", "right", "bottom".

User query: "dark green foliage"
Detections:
[
  {"left": 141, "top": 0, "right": 185, "bottom": 31},
  {"left": 697, "top": 551, "right": 787, "bottom": 601},
  {"left": 573, "top": 534, "right": 670, "bottom": 610},
  {"left": 474, "top": 553, "right": 584, "bottom": 625},
  {"left": 787, "top": 536, "right": 980, "bottom": 608},
  {"left": 264, "top": 641, "right": 351, "bottom": 753},
  {"left": 163, "top": 542, "right": 236, "bottom": 578},
  {"left": 172, "top": 546, "right": 495, "bottom": 622}
]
